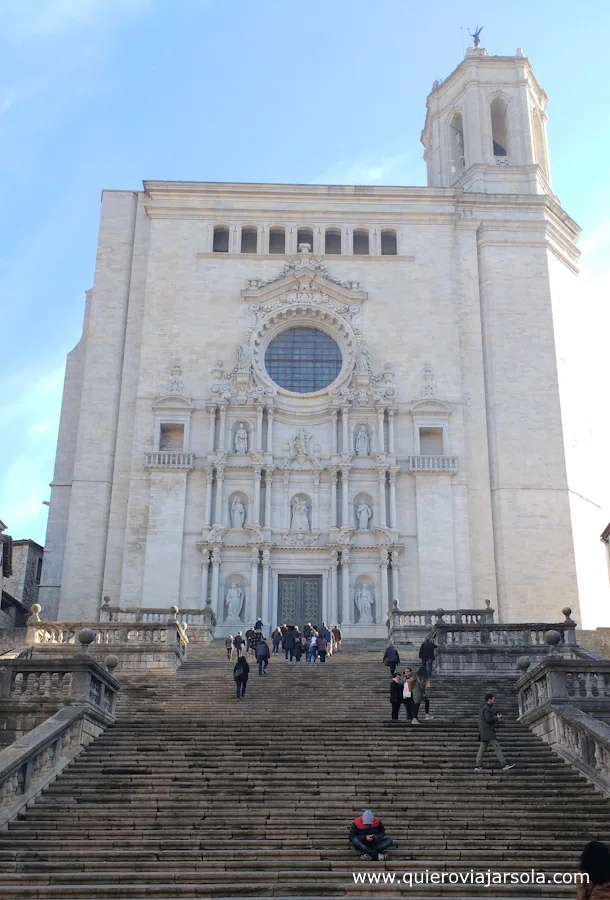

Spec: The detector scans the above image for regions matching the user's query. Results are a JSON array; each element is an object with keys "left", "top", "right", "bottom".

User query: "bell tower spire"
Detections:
[{"left": 421, "top": 43, "right": 552, "bottom": 194}]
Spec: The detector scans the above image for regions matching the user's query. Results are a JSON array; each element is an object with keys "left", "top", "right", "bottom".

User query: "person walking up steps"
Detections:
[
  {"left": 474, "top": 692, "right": 515, "bottom": 772},
  {"left": 317, "top": 633, "right": 328, "bottom": 662},
  {"left": 256, "top": 638, "right": 270, "bottom": 676},
  {"left": 332, "top": 624, "right": 342, "bottom": 652},
  {"left": 383, "top": 644, "right": 400, "bottom": 677},
  {"left": 407, "top": 666, "right": 429, "bottom": 725},
  {"left": 418, "top": 636, "right": 437, "bottom": 678},
  {"left": 390, "top": 673, "right": 405, "bottom": 720},
  {"left": 283, "top": 625, "right": 296, "bottom": 661},
  {"left": 272, "top": 627, "right": 282, "bottom": 655},
  {"left": 294, "top": 633, "right": 303, "bottom": 663},
  {"left": 233, "top": 632, "right": 245, "bottom": 658},
  {"left": 225, "top": 635, "right": 234, "bottom": 661},
  {"left": 233, "top": 655, "right": 249, "bottom": 700}
]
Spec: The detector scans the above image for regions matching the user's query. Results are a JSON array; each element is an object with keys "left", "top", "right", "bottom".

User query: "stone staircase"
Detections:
[{"left": 0, "top": 641, "right": 607, "bottom": 898}]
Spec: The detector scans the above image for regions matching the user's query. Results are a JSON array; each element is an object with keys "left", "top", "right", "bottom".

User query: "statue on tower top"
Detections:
[{"left": 468, "top": 25, "right": 483, "bottom": 48}]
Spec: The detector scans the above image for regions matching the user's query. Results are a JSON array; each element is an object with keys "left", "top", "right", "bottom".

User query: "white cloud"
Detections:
[
  {"left": 312, "top": 153, "right": 424, "bottom": 187},
  {"left": 0, "top": 91, "right": 15, "bottom": 116}
]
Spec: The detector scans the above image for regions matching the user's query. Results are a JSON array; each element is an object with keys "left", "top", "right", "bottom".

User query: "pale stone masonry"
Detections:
[{"left": 40, "top": 48, "right": 586, "bottom": 635}]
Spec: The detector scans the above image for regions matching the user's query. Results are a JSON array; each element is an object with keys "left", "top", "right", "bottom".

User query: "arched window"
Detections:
[
  {"left": 269, "top": 227, "right": 285, "bottom": 254},
  {"left": 532, "top": 109, "right": 549, "bottom": 181},
  {"left": 325, "top": 228, "right": 341, "bottom": 254},
  {"left": 449, "top": 112, "right": 465, "bottom": 175},
  {"left": 213, "top": 226, "right": 229, "bottom": 253},
  {"left": 353, "top": 229, "right": 369, "bottom": 255},
  {"left": 490, "top": 97, "right": 508, "bottom": 157},
  {"left": 380, "top": 230, "right": 397, "bottom": 255},
  {"left": 297, "top": 227, "right": 314, "bottom": 251},
  {"left": 241, "top": 227, "right": 257, "bottom": 253}
]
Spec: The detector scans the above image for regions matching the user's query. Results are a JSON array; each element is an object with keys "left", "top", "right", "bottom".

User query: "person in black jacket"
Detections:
[
  {"left": 294, "top": 635, "right": 303, "bottom": 663},
  {"left": 349, "top": 809, "right": 393, "bottom": 861},
  {"left": 256, "top": 638, "right": 270, "bottom": 676},
  {"left": 233, "top": 632, "right": 245, "bottom": 658},
  {"left": 389, "top": 674, "right": 406, "bottom": 720},
  {"left": 233, "top": 656, "right": 249, "bottom": 700},
  {"left": 254, "top": 618, "right": 264, "bottom": 631},
  {"left": 418, "top": 638, "right": 437, "bottom": 678},
  {"left": 383, "top": 645, "right": 400, "bottom": 676},
  {"left": 474, "top": 693, "right": 515, "bottom": 772},
  {"left": 283, "top": 625, "right": 297, "bottom": 661},
  {"left": 271, "top": 627, "right": 282, "bottom": 655}
]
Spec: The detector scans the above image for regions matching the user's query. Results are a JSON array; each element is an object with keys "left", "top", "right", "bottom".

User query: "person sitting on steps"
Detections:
[
  {"left": 474, "top": 692, "right": 515, "bottom": 772},
  {"left": 349, "top": 809, "right": 394, "bottom": 861},
  {"left": 578, "top": 840, "right": 610, "bottom": 899}
]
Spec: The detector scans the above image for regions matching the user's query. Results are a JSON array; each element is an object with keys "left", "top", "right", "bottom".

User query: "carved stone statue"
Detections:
[
  {"left": 293, "top": 428, "right": 311, "bottom": 457},
  {"left": 226, "top": 582, "right": 244, "bottom": 621},
  {"left": 468, "top": 25, "right": 483, "bottom": 47},
  {"left": 231, "top": 497, "right": 246, "bottom": 529},
  {"left": 234, "top": 423, "right": 248, "bottom": 454},
  {"left": 356, "top": 502, "right": 372, "bottom": 531},
  {"left": 356, "top": 346, "right": 370, "bottom": 375},
  {"left": 291, "top": 498, "right": 310, "bottom": 533},
  {"left": 236, "top": 344, "right": 252, "bottom": 372},
  {"left": 355, "top": 585, "right": 374, "bottom": 624},
  {"left": 355, "top": 426, "right": 370, "bottom": 457}
]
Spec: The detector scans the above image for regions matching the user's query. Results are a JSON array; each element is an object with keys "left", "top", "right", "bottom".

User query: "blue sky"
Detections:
[{"left": 1, "top": 0, "right": 609, "bottom": 548}]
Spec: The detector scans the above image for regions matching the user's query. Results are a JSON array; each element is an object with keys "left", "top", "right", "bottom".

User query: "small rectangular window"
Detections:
[
  {"left": 269, "top": 228, "right": 285, "bottom": 253},
  {"left": 241, "top": 227, "right": 257, "bottom": 253},
  {"left": 213, "top": 227, "right": 230, "bottom": 252},
  {"left": 159, "top": 424, "right": 185, "bottom": 451},
  {"left": 36, "top": 557, "right": 43, "bottom": 584},
  {"left": 353, "top": 230, "right": 369, "bottom": 255},
  {"left": 381, "top": 231, "right": 397, "bottom": 255},
  {"left": 419, "top": 427, "right": 443, "bottom": 454},
  {"left": 325, "top": 230, "right": 341, "bottom": 254}
]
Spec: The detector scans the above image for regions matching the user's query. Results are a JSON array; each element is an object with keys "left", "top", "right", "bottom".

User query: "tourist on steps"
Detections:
[
  {"left": 321, "top": 622, "right": 332, "bottom": 656},
  {"left": 402, "top": 668, "right": 415, "bottom": 721},
  {"left": 250, "top": 629, "right": 263, "bottom": 657},
  {"left": 383, "top": 644, "right": 400, "bottom": 676},
  {"left": 225, "top": 635, "right": 234, "bottom": 661},
  {"left": 245, "top": 627, "right": 255, "bottom": 653},
  {"left": 233, "top": 632, "right": 245, "bottom": 658},
  {"left": 418, "top": 637, "right": 437, "bottom": 678},
  {"left": 578, "top": 840, "right": 610, "bottom": 899},
  {"left": 332, "top": 624, "right": 342, "bottom": 652},
  {"left": 407, "top": 667, "right": 429, "bottom": 725},
  {"left": 254, "top": 617, "right": 264, "bottom": 631},
  {"left": 294, "top": 634, "right": 304, "bottom": 663},
  {"left": 390, "top": 673, "right": 406, "bottom": 720},
  {"left": 474, "top": 692, "right": 515, "bottom": 772},
  {"left": 256, "top": 638, "right": 270, "bottom": 676},
  {"left": 307, "top": 632, "right": 318, "bottom": 663},
  {"left": 283, "top": 625, "right": 296, "bottom": 661},
  {"left": 272, "top": 627, "right": 282, "bottom": 655},
  {"left": 233, "top": 655, "right": 249, "bottom": 700},
  {"left": 317, "top": 633, "right": 328, "bottom": 663},
  {"left": 349, "top": 809, "right": 394, "bottom": 861},
  {"left": 303, "top": 622, "right": 313, "bottom": 640}
]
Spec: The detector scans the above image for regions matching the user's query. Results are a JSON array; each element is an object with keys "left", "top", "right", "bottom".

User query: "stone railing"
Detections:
[
  {"left": 99, "top": 600, "right": 215, "bottom": 644},
  {"left": 405, "top": 455, "right": 458, "bottom": 473},
  {"left": 517, "top": 656, "right": 610, "bottom": 796},
  {"left": 144, "top": 451, "right": 194, "bottom": 469},
  {"left": 25, "top": 606, "right": 189, "bottom": 671},
  {"left": 388, "top": 600, "right": 494, "bottom": 645},
  {"left": 429, "top": 609, "right": 578, "bottom": 673}
]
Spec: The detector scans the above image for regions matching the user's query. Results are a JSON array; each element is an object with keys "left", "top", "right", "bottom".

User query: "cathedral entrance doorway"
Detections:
[{"left": 277, "top": 575, "right": 322, "bottom": 629}]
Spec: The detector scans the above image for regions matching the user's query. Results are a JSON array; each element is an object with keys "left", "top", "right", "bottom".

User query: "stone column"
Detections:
[
  {"left": 329, "top": 469, "right": 337, "bottom": 528},
  {"left": 342, "top": 406, "right": 350, "bottom": 453},
  {"left": 388, "top": 409, "right": 396, "bottom": 455},
  {"left": 388, "top": 467, "right": 399, "bottom": 529},
  {"left": 341, "top": 467, "right": 350, "bottom": 526},
  {"left": 250, "top": 547, "right": 260, "bottom": 622},
  {"left": 256, "top": 405, "right": 264, "bottom": 452},
  {"left": 313, "top": 474, "right": 320, "bottom": 530},
  {"left": 200, "top": 548, "right": 210, "bottom": 608},
  {"left": 204, "top": 467, "right": 214, "bottom": 527},
  {"left": 207, "top": 405, "right": 217, "bottom": 452},
  {"left": 211, "top": 547, "right": 221, "bottom": 619},
  {"left": 264, "top": 467, "right": 274, "bottom": 527},
  {"left": 283, "top": 472, "right": 290, "bottom": 530},
  {"left": 378, "top": 469, "right": 387, "bottom": 527},
  {"left": 253, "top": 467, "right": 262, "bottom": 524},
  {"left": 391, "top": 550, "right": 400, "bottom": 607},
  {"left": 261, "top": 548, "right": 271, "bottom": 629},
  {"left": 341, "top": 548, "right": 351, "bottom": 625},
  {"left": 267, "top": 408, "right": 274, "bottom": 452},
  {"left": 331, "top": 409, "right": 338, "bottom": 453},
  {"left": 377, "top": 407, "right": 385, "bottom": 453},
  {"left": 379, "top": 549, "right": 389, "bottom": 624},
  {"left": 214, "top": 465, "right": 225, "bottom": 524},
  {"left": 329, "top": 549, "right": 339, "bottom": 626},
  {"left": 218, "top": 405, "right": 227, "bottom": 452}
]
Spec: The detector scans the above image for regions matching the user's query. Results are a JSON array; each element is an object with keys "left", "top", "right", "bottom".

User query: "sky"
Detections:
[{"left": 1, "top": 0, "right": 609, "bottom": 604}]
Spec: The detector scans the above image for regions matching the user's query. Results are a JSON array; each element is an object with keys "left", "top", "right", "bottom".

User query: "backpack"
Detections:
[{"left": 234, "top": 662, "right": 245, "bottom": 680}]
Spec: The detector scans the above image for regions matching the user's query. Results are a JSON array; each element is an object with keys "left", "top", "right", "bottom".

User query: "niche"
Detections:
[
  {"left": 419, "top": 427, "right": 444, "bottom": 455},
  {"left": 158, "top": 423, "right": 184, "bottom": 451},
  {"left": 228, "top": 492, "right": 249, "bottom": 530},
  {"left": 224, "top": 574, "right": 247, "bottom": 623},
  {"left": 353, "top": 492, "right": 374, "bottom": 532},
  {"left": 354, "top": 575, "right": 376, "bottom": 625},
  {"left": 231, "top": 420, "right": 253, "bottom": 454}
]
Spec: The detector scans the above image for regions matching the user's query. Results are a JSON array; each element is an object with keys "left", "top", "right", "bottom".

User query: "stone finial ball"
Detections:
[
  {"left": 544, "top": 629, "right": 562, "bottom": 647},
  {"left": 516, "top": 655, "right": 531, "bottom": 672},
  {"left": 169, "top": 606, "right": 179, "bottom": 615},
  {"left": 562, "top": 607, "right": 572, "bottom": 618},
  {"left": 435, "top": 608, "right": 445, "bottom": 617},
  {"left": 77, "top": 628, "right": 96, "bottom": 646},
  {"left": 31, "top": 603, "right": 41, "bottom": 616},
  {"left": 104, "top": 655, "right": 119, "bottom": 671}
]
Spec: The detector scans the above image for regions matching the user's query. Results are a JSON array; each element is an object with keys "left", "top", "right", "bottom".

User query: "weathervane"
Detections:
[{"left": 468, "top": 25, "right": 483, "bottom": 48}]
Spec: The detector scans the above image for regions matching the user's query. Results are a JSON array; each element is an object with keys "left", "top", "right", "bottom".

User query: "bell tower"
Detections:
[{"left": 421, "top": 46, "right": 552, "bottom": 194}]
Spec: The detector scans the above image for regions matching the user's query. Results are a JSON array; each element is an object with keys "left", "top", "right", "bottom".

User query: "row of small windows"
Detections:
[{"left": 212, "top": 226, "right": 398, "bottom": 255}]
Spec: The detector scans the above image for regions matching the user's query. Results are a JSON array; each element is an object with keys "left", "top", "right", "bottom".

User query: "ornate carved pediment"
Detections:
[
  {"left": 242, "top": 255, "right": 366, "bottom": 302},
  {"left": 373, "top": 525, "right": 394, "bottom": 545},
  {"left": 152, "top": 394, "right": 194, "bottom": 411}
]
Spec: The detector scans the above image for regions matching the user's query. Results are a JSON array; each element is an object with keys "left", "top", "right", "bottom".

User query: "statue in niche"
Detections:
[
  {"left": 355, "top": 585, "right": 374, "bottom": 624},
  {"left": 291, "top": 498, "right": 310, "bottom": 533},
  {"left": 293, "top": 428, "right": 311, "bottom": 457},
  {"left": 356, "top": 346, "right": 370, "bottom": 375},
  {"left": 231, "top": 496, "right": 246, "bottom": 529},
  {"left": 356, "top": 501, "right": 372, "bottom": 531},
  {"left": 236, "top": 344, "right": 252, "bottom": 372},
  {"left": 355, "top": 426, "right": 370, "bottom": 457},
  {"left": 226, "top": 582, "right": 244, "bottom": 620},
  {"left": 234, "top": 422, "right": 248, "bottom": 454}
]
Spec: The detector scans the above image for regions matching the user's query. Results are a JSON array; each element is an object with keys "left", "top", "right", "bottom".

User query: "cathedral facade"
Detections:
[{"left": 40, "top": 48, "right": 583, "bottom": 636}]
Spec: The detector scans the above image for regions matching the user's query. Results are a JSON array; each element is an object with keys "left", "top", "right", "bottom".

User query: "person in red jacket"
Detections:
[{"left": 348, "top": 809, "right": 394, "bottom": 861}]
